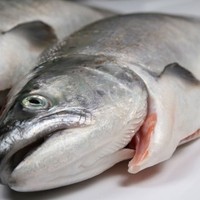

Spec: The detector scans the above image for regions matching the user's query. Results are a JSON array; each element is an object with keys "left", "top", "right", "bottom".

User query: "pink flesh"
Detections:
[
  {"left": 128, "top": 113, "right": 157, "bottom": 166},
  {"left": 127, "top": 115, "right": 200, "bottom": 169}
]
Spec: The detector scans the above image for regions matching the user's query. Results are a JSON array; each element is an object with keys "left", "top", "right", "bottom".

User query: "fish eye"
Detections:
[{"left": 21, "top": 95, "right": 51, "bottom": 111}]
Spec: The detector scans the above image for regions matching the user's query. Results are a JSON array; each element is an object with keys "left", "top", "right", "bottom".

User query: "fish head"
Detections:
[{"left": 0, "top": 55, "right": 147, "bottom": 191}]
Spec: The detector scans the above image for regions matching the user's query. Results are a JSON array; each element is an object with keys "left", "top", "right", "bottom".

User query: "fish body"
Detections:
[
  {"left": 0, "top": 0, "right": 110, "bottom": 105},
  {"left": 0, "top": 0, "right": 108, "bottom": 40},
  {"left": 0, "top": 13, "right": 200, "bottom": 191}
]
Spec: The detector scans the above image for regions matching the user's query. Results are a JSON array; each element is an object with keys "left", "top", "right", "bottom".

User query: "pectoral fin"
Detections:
[{"left": 159, "top": 62, "right": 200, "bottom": 84}]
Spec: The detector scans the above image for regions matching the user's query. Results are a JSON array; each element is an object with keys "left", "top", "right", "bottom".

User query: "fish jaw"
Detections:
[
  {"left": 4, "top": 100, "right": 147, "bottom": 192},
  {"left": 9, "top": 129, "right": 133, "bottom": 191},
  {"left": 128, "top": 64, "right": 200, "bottom": 173}
]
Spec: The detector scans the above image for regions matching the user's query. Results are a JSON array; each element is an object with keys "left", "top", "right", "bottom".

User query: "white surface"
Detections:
[{"left": 1, "top": 0, "right": 200, "bottom": 199}]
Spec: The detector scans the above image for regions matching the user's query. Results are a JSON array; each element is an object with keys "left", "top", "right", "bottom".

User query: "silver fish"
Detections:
[
  {"left": 0, "top": 0, "right": 110, "bottom": 107},
  {"left": 0, "top": 13, "right": 200, "bottom": 191}
]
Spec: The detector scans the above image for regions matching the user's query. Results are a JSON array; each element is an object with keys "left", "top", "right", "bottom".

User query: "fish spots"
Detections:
[
  {"left": 128, "top": 113, "right": 157, "bottom": 165},
  {"left": 96, "top": 89, "right": 105, "bottom": 97},
  {"left": 115, "top": 70, "right": 135, "bottom": 83},
  {"left": 76, "top": 95, "right": 89, "bottom": 107},
  {"left": 31, "top": 85, "right": 40, "bottom": 90}
]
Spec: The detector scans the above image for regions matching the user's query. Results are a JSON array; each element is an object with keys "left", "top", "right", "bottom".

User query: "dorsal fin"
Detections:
[{"left": 2, "top": 21, "right": 57, "bottom": 48}]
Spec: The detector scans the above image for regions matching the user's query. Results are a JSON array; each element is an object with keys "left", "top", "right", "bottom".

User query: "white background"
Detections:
[{"left": 1, "top": 0, "right": 200, "bottom": 199}]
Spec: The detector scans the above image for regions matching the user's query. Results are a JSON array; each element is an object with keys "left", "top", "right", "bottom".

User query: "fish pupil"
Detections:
[{"left": 29, "top": 98, "right": 41, "bottom": 105}]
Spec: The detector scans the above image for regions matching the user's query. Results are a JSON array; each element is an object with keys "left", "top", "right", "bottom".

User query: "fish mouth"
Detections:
[
  {"left": 0, "top": 108, "right": 93, "bottom": 185},
  {"left": 11, "top": 136, "right": 47, "bottom": 173}
]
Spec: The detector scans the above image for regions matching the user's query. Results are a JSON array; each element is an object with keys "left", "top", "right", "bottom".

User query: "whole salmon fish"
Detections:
[
  {"left": 0, "top": 13, "right": 200, "bottom": 191},
  {"left": 0, "top": 0, "right": 110, "bottom": 108}
]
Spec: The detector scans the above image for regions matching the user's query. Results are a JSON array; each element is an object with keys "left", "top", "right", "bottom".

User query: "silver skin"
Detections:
[
  {"left": 0, "top": 0, "right": 110, "bottom": 107},
  {"left": 0, "top": 13, "right": 200, "bottom": 191}
]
